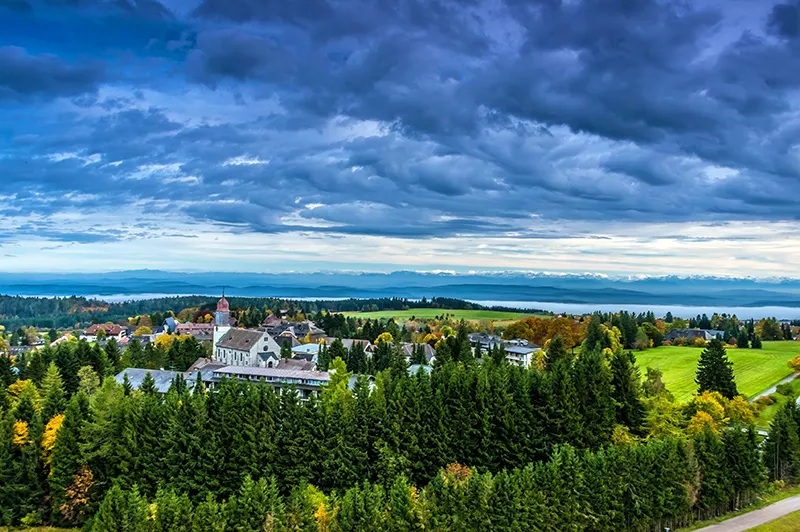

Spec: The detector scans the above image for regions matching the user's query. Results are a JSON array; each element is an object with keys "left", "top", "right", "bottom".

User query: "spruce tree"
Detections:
[
  {"left": 226, "top": 475, "right": 284, "bottom": 532},
  {"left": 545, "top": 335, "right": 569, "bottom": 370},
  {"left": 280, "top": 340, "right": 293, "bottom": 359},
  {"left": 573, "top": 349, "right": 616, "bottom": 449},
  {"left": 41, "top": 362, "right": 67, "bottom": 421},
  {"left": 152, "top": 488, "right": 193, "bottom": 532},
  {"left": 765, "top": 401, "right": 800, "bottom": 482},
  {"left": 696, "top": 339, "right": 738, "bottom": 399},
  {"left": 54, "top": 344, "right": 80, "bottom": 397},
  {"left": 104, "top": 339, "right": 121, "bottom": 373},
  {"left": 610, "top": 351, "right": 645, "bottom": 431},
  {"left": 736, "top": 329, "right": 749, "bottom": 349},
  {"left": 192, "top": 494, "right": 227, "bottom": 532},
  {"left": 25, "top": 350, "right": 46, "bottom": 386},
  {"left": 90, "top": 483, "right": 148, "bottom": 532}
]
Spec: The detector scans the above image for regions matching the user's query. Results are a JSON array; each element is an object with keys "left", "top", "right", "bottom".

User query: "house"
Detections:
[
  {"left": 163, "top": 317, "right": 179, "bottom": 334},
  {"left": 115, "top": 368, "right": 188, "bottom": 394},
  {"left": 175, "top": 322, "right": 214, "bottom": 342},
  {"left": 204, "top": 366, "right": 331, "bottom": 400},
  {"left": 292, "top": 343, "right": 322, "bottom": 362},
  {"left": 665, "top": 329, "right": 725, "bottom": 343},
  {"left": 400, "top": 343, "right": 436, "bottom": 364},
  {"left": 81, "top": 324, "right": 127, "bottom": 342},
  {"left": 504, "top": 345, "right": 541, "bottom": 369},
  {"left": 213, "top": 328, "right": 282, "bottom": 368},
  {"left": 468, "top": 333, "right": 503, "bottom": 353},
  {"left": 274, "top": 335, "right": 301, "bottom": 349},
  {"left": 325, "top": 338, "right": 376, "bottom": 354},
  {"left": 268, "top": 320, "right": 327, "bottom": 342},
  {"left": 408, "top": 364, "right": 434, "bottom": 376}
]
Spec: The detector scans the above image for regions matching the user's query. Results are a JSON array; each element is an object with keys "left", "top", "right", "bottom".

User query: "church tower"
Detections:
[{"left": 212, "top": 291, "right": 232, "bottom": 358}]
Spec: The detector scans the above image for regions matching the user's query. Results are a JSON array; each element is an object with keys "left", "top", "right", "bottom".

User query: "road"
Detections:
[
  {"left": 750, "top": 373, "right": 799, "bottom": 403},
  {"left": 693, "top": 495, "right": 800, "bottom": 532}
]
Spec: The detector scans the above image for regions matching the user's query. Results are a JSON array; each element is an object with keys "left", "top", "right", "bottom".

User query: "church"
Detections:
[{"left": 211, "top": 293, "right": 282, "bottom": 368}]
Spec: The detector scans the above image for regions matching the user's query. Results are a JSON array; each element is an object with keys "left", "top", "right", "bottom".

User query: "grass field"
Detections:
[
  {"left": 745, "top": 509, "right": 800, "bottom": 531},
  {"left": 635, "top": 341, "right": 800, "bottom": 403},
  {"left": 340, "top": 308, "right": 548, "bottom": 324}
]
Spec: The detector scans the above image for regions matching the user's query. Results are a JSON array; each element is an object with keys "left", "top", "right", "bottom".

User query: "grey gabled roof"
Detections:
[
  {"left": 217, "top": 329, "right": 264, "bottom": 351},
  {"left": 115, "top": 368, "right": 187, "bottom": 394},
  {"left": 213, "top": 365, "right": 330, "bottom": 381}
]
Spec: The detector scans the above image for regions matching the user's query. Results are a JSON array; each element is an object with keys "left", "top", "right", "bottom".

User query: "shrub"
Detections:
[{"left": 776, "top": 383, "right": 795, "bottom": 397}]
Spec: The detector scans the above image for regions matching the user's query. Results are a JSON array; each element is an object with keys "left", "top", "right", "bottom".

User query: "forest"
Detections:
[{"left": 2, "top": 316, "right": 797, "bottom": 531}]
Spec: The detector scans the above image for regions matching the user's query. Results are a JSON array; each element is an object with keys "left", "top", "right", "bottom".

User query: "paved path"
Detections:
[
  {"left": 750, "top": 373, "right": 799, "bottom": 403},
  {"left": 694, "top": 495, "right": 800, "bottom": 532}
]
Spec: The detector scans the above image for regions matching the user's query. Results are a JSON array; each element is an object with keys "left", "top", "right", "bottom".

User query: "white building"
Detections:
[{"left": 213, "top": 328, "right": 283, "bottom": 368}]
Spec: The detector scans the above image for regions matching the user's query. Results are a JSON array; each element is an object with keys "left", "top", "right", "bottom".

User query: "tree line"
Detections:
[{"left": 0, "top": 316, "right": 777, "bottom": 530}]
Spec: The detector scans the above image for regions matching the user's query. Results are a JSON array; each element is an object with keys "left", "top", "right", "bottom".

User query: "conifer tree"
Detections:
[
  {"left": 347, "top": 342, "right": 368, "bottom": 374},
  {"left": 751, "top": 335, "right": 763, "bottom": 349},
  {"left": 226, "top": 475, "right": 284, "bottom": 532},
  {"left": 104, "top": 339, "right": 121, "bottom": 373},
  {"left": 723, "top": 426, "right": 765, "bottom": 508},
  {"left": 50, "top": 392, "right": 90, "bottom": 526},
  {"left": 696, "top": 339, "right": 738, "bottom": 398},
  {"left": 78, "top": 366, "right": 101, "bottom": 396},
  {"left": 152, "top": 488, "right": 193, "bottom": 532},
  {"left": 192, "top": 494, "right": 227, "bottom": 532},
  {"left": 765, "top": 401, "right": 800, "bottom": 482},
  {"left": 89, "top": 483, "right": 148, "bottom": 532},
  {"left": 694, "top": 428, "right": 732, "bottom": 519},
  {"left": 545, "top": 335, "right": 570, "bottom": 370},
  {"left": 316, "top": 345, "right": 331, "bottom": 372},
  {"left": 54, "top": 344, "right": 80, "bottom": 397},
  {"left": 736, "top": 329, "right": 749, "bottom": 349},
  {"left": 573, "top": 349, "right": 616, "bottom": 449},
  {"left": 280, "top": 340, "right": 293, "bottom": 359},
  {"left": 24, "top": 350, "right": 46, "bottom": 386},
  {"left": 41, "top": 362, "right": 67, "bottom": 421},
  {"left": 610, "top": 351, "right": 645, "bottom": 431}
]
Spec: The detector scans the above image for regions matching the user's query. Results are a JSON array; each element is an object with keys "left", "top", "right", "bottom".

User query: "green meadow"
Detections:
[
  {"left": 340, "top": 308, "right": 549, "bottom": 324},
  {"left": 635, "top": 341, "right": 800, "bottom": 403}
]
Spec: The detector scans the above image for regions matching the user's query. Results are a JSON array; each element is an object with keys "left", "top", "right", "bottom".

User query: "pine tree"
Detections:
[
  {"left": 696, "top": 339, "right": 738, "bottom": 399},
  {"left": 610, "top": 351, "right": 645, "bottom": 431},
  {"left": 89, "top": 483, "right": 148, "bottom": 532},
  {"left": 694, "top": 428, "right": 732, "bottom": 519},
  {"left": 152, "top": 488, "right": 193, "bottom": 532},
  {"left": 192, "top": 494, "right": 227, "bottom": 532},
  {"left": 281, "top": 340, "right": 293, "bottom": 359},
  {"left": 54, "top": 344, "right": 80, "bottom": 398},
  {"left": 751, "top": 335, "right": 763, "bottom": 349},
  {"left": 573, "top": 349, "right": 616, "bottom": 449},
  {"left": 545, "top": 335, "right": 570, "bottom": 370},
  {"left": 724, "top": 426, "right": 765, "bottom": 508},
  {"left": 104, "top": 339, "right": 121, "bottom": 373},
  {"left": 50, "top": 392, "right": 90, "bottom": 526},
  {"left": 736, "top": 329, "right": 749, "bottom": 349},
  {"left": 24, "top": 350, "right": 46, "bottom": 386},
  {"left": 765, "top": 401, "right": 800, "bottom": 482},
  {"left": 316, "top": 345, "right": 331, "bottom": 372},
  {"left": 41, "top": 362, "right": 67, "bottom": 420},
  {"left": 226, "top": 475, "right": 284, "bottom": 532}
]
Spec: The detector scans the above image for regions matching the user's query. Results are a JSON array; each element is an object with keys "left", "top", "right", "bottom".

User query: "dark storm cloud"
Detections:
[
  {"left": 4, "top": 0, "right": 800, "bottom": 245},
  {"left": 0, "top": 46, "right": 105, "bottom": 100}
]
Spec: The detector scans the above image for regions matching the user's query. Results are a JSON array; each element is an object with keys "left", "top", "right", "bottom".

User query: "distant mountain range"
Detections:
[{"left": 2, "top": 270, "right": 800, "bottom": 308}]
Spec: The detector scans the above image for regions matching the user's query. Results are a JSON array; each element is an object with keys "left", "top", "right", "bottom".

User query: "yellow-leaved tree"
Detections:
[
  {"left": 13, "top": 420, "right": 30, "bottom": 446},
  {"left": 42, "top": 413, "right": 65, "bottom": 464},
  {"left": 375, "top": 332, "right": 394, "bottom": 344}
]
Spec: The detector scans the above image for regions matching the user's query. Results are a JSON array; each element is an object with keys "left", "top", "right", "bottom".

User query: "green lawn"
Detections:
[
  {"left": 635, "top": 341, "right": 800, "bottom": 403},
  {"left": 339, "top": 308, "right": 548, "bottom": 324},
  {"left": 745, "top": 509, "right": 800, "bottom": 531}
]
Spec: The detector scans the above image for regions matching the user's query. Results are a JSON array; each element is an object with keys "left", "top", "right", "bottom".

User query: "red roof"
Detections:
[
  {"left": 217, "top": 296, "right": 230, "bottom": 312},
  {"left": 85, "top": 324, "right": 123, "bottom": 336}
]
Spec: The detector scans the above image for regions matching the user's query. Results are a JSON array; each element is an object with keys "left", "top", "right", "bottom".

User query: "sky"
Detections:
[{"left": 1, "top": 0, "right": 800, "bottom": 277}]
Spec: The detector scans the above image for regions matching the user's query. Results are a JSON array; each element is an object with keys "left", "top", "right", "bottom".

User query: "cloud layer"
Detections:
[{"left": 1, "top": 0, "right": 800, "bottom": 275}]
